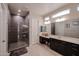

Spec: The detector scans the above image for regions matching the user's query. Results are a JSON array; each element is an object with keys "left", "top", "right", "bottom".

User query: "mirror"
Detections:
[
  {"left": 40, "top": 26, "right": 46, "bottom": 32},
  {"left": 51, "top": 19, "right": 79, "bottom": 38}
]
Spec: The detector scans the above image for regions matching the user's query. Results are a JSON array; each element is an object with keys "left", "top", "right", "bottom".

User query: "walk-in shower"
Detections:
[{"left": 8, "top": 4, "right": 29, "bottom": 55}]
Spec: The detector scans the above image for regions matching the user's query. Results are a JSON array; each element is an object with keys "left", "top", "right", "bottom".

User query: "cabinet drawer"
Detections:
[
  {"left": 71, "top": 48, "right": 79, "bottom": 52},
  {"left": 71, "top": 44, "right": 79, "bottom": 49},
  {"left": 72, "top": 51, "right": 79, "bottom": 56}
]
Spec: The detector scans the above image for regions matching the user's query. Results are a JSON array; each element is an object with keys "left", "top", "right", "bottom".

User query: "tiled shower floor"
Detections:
[{"left": 8, "top": 41, "right": 28, "bottom": 52}]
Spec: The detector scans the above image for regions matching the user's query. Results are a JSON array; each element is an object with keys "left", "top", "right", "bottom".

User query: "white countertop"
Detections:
[{"left": 40, "top": 34, "right": 79, "bottom": 45}]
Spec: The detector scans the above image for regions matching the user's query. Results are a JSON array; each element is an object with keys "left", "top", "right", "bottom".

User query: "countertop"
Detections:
[{"left": 40, "top": 34, "right": 79, "bottom": 45}]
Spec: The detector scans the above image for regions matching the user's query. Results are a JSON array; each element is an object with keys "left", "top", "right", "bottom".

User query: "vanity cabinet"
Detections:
[
  {"left": 70, "top": 43, "right": 79, "bottom": 56},
  {"left": 50, "top": 38, "right": 79, "bottom": 56},
  {"left": 39, "top": 36, "right": 79, "bottom": 56},
  {"left": 39, "top": 36, "right": 50, "bottom": 46},
  {"left": 39, "top": 36, "right": 46, "bottom": 44},
  {"left": 50, "top": 38, "right": 69, "bottom": 55}
]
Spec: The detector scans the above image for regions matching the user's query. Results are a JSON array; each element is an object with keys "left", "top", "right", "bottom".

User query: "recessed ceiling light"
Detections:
[{"left": 18, "top": 10, "right": 21, "bottom": 12}]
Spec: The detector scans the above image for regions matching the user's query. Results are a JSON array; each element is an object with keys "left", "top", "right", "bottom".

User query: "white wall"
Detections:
[
  {"left": 0, "top": 3, "right": 9, "bottom": 56},
  {"left": 38, "top": 17, "right": 44, "bottom": 32},
  {"left": 0, "top": 3, "right": 2, "bottom": 55},
  {"left": 29, "top": 12, "right": 40, "bottom": 46},
  {"left": 38, "top": 17, "right": 44, "bottom": 26}
]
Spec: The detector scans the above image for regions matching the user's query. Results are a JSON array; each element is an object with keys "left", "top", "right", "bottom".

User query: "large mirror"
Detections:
[{"left": 51, "top": 19, "right": 79, "bottom": 38}]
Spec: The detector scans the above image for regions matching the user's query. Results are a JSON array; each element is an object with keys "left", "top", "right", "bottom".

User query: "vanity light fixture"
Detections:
[
  {"left": 52, "top": 9, "right": 70, "bottom": 18},
  {"left": 44, "top": 17, "right": 50, "bottom": 21},
  {"left": 44, "top": 21, "right": 51, "bottom": 24},
  {"left": 55, "top": 18, "right": 66, "bottom": 22},
  {"left": 17, "top": 10, "right": 21, "bottom": 16},
  {"left": 18, "top": 9, "right": 21, "bottom": 12},
  {"left": 22, "top": 25, "right": 28, "bottom": 28}
]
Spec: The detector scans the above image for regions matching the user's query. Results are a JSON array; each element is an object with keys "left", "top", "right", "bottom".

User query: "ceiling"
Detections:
[{"left": 8, "top": 3, "right": 67, "bottom": 16}]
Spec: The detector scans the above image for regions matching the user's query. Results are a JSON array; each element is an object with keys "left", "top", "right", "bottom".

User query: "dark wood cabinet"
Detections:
[
  {"left": 40, "top": 36, "right": 50, "bottom": 45},
  {"left": 39, "top": 36, "right": 79, "bottom": 56},
  {"left": 39, "top": 36, "right": 50, "bottom": 47},
  {"left": 39, "top": 36, "right": 46, "bottom": 44},
  {"left": 50, "top": 38, "right": 79, "bottom": 56}
]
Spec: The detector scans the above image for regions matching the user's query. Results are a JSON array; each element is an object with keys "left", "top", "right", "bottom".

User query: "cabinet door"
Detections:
[
  {"left": 50, "top": 38, "right": 57, "bottom": 50},
  {"left": 39, "top": 36, "right": 45, "bottom": 44},
  {"left": 54, "top": 40, "right": 66, "bottom": 55},
  {"left": 71, "top": 44, "right": 79, "bottom": 56},
  {"left": 50, "top": 39, "right": 72, "bottom": 56},
  {"left": 39, "top": 36, "right": 43, "bottom": 43}
]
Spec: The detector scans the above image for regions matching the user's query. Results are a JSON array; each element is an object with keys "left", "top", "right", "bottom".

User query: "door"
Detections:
[{"left": 8, "top": 16, "right": 18, "bottom": 44}]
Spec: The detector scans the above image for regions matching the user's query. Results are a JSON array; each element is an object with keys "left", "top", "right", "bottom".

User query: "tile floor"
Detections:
[{"left": 21, "top": 43, "right": 62, "bottom": 56}]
